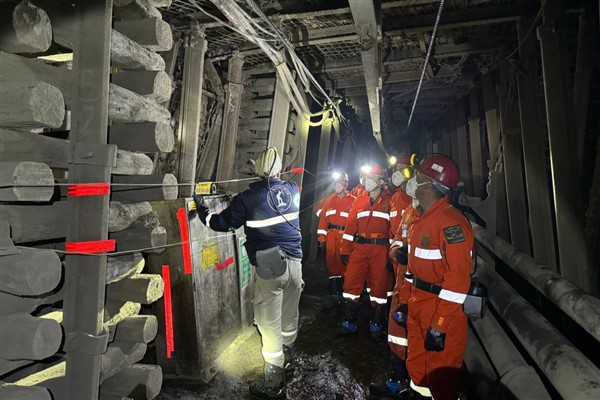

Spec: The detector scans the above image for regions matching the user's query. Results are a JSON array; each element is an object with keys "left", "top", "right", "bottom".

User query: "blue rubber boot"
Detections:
[{"left": 339, "top": 300, "right": 358, "bottom": 334}]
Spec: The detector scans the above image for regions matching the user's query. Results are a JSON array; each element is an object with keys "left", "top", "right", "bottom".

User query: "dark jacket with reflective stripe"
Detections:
[{"left": 207, "top": 178, "right": 302, "bottom": 264}]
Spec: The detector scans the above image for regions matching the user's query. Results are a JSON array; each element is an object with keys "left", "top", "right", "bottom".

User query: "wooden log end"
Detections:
[
  {"left": 29, "top": 81, "right": 65, "bottom": 128},
  {"left": 113, "top": 150, "right": 154, "bottom": 175},
  {"left": 149, "top": 226, "right": 167, "bottom": 251},
  {"left": 109, "top": 202, "right": 153, "bottom": 233},
  {"left": 150, "top": 70, "right": 173, "bottom": 103},
  {"left": 0, "top": 81, "right": 65, "bottom": 129},
  {"left": 155, "top": 122, "right": 174, "bottom": 152},
  {"left": 114, "top": 315, "right": 158, "bottom": 344},
  {"left": 162, "top": 174, "right": 178, "bottom": 200},
  {"left": 0, "top": 313, "right": 62, "bottom": 360},
  {"left": 104, "top": 300, "right": 142, "bottom": 327},
  {"left": 107, "top": 252, "right": 145, "bottom": 284},
  {"left": 0, "top": 161, "right": 54, "bottom": 202},
  {"left": 0, "top": 248, "right": 62, "bottom": 296},
  {"left": 0, "top": 1, "right": 52, "bottom": 53}
]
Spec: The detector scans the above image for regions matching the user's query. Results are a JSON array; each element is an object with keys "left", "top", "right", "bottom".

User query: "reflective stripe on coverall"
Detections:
[
  {"left": 405, "top": 197, "right": 473, "bottom": 400},
  {"left": 387, "top": 205, "right": 420, "bottom": 360},
  {"left": 317, "top": 191, "right": 356, "bottom": 278},
  {"left": 341, "top": 191, "right": 392, "bottom": 306}
]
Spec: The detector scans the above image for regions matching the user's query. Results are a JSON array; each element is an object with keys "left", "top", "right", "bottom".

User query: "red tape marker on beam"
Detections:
[
  {"left": 162, "top": 265, "right": 175, "bottom": 359},
  {"left": 67, "top": 182, "right": 110, "bottom": 197},
  {"left": 176, "top": 208, "right": 192, "bottom": 274},
  {"left": 65, "top": 239, "right": 115, "bottom": 254},
  {"left": 216, "top": 256, "right": 234, "bottom": 271},
  {"left": 290, "top": 168, "right": 304, "bottom": 174}
]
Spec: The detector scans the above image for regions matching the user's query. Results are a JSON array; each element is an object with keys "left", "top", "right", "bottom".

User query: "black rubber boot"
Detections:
[
  {"left": 329, "top": 277, "right": 343, "bottom": 305},
  {"left": 368, "top": 354, "right": 408, "bottom": 399},
  {"left": 370, "top": 304, "right": 388, "bottom": 342},
  {"left": 283, "top": 345, "right": 295, "bottom": 382},
  {"left": 249, "top": 362, "right": 285, "bottom": 399},
  {"left": 408, "top": 386, "right": 432, "bottom": 400},
  {"left": 339, "top": 300, "right": 358, "bottom": 334}
]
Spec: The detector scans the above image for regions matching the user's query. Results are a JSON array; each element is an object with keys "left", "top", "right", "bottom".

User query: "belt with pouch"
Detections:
[
  {"left": 355, "top": 236, "right": 390, "bottom": 245},
  {"left": 327, "top": 223, "right": 345, "bottom": 230},
  {"left": 412, "top": 277, "right": 487, "bottom": 319}
]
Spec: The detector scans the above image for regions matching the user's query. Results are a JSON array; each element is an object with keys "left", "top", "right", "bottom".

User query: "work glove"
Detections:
[
  {"left": 392, "top": 303, "right": 408, "bottom": 327},
  {"left": 193, "top": 195, "right": 210, "bottom": 226},
  {"left": 424, "top": 327, "right": 446, "bottom": 352},
  {"left": 319, "top": 242, "right": 326, "bottom": 256},
  {"left": 386, "top": 259, "right": 394, "bottom": 273},
  {"left": 341, "top": 254, "right": 350, "bottom": 265},
  {"left": 394, "top": 246, "right": 409, "bottom": 265}
]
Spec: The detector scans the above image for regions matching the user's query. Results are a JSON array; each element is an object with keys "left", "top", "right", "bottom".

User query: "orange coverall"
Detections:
[
  {"left": 341, "top": 191, "right": 393, "bottom": 306},
  {"left": 388, "top": 188, "right": 412, "bottom": 291},
  {"left": 350, "top": 184, "right": 367, "bottom": 199},
  {"left": 387, "top": 205, "right": 420, "bottom": 360},
  {"left": 405, "top": 197, "right": 473, "bottom": 400},
  {"left": 317, "top": 192, "right": 356, "bottom": 278}
]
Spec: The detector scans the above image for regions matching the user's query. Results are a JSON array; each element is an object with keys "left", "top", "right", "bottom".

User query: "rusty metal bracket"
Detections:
[
  {"left": 64, "top": 329, "right": 109, "bottom": 356},
  {"left": 69, "top": 142, "right": 117, "bottom": 167}
]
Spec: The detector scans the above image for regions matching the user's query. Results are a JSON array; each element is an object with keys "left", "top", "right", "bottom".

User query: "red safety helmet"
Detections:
[
  {"left": 417, "top": 155, "right": 460, "bottom": 189},
  {"left": 369, "top": 164, "right": 386, "bottom": 177}
]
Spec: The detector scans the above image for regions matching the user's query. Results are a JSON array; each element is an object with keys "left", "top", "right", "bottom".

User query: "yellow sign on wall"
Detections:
[{"left": 201, "top": 241, "right": 221, "bottom": 271}]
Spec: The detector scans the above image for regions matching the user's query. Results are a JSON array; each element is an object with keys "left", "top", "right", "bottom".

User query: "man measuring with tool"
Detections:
[{"left": 194, "top": 147, "right": 302, "bottom": 400}]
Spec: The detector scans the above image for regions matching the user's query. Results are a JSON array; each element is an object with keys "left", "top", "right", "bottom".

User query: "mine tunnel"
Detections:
[{"left": 0, "top": 0, "right": 599, "bottom": 399}]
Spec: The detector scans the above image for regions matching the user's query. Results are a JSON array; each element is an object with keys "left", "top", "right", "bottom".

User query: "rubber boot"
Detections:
[
  {"left": 330, "top": 277, "right": 343, "bottom": 305},
  {"left": 408, "top": 386, "right": 432, "bottom": 400},
  {"left": 369, "top": 354, "right": 408, "bottom": 399},
  {"left": 283, "top": 345, "right": 295, "bottom": 382},
  {"left": 249, "top": 362, "right": 285, "bottom": 399},
  {"left": 370, "top": 304, "right": 388, "bottom": 342},
  {"left": 340, "top": 300, "right": 358, "bottom": 334}
]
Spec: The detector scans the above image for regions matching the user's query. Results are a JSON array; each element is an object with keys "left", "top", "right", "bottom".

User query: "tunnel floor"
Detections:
[{"left": 157, "top": 255, "right": 394, "bottom": 400}]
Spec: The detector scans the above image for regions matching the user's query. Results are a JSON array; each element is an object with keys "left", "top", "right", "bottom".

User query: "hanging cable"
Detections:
[
  {"left": 406, "top": 0, "right": 446, "bottom": 130},
  {"left": 243, "top": 0, "right": 345, "bottom": 122}
]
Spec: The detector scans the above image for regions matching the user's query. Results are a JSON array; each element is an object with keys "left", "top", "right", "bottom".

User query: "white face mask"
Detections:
[
  {"left": 364, "top": 178, "right": 378, "bottom": 192},
  {"left": 334, "top": 182, "right": 346, "bottom": 193},
  {"left": 405, "top": 177, "right": 429, "bottom": 198},
  {"left": 392, "top": 171, "right": 406, "bottom": 187},
  {"left": 412, "top": 198, "right": 420, "bottom": 209}
]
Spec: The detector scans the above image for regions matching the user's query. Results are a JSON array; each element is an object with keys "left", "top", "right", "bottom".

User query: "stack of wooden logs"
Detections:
[{"left": 0, "top": 0, "right": 175, "bottom": 398}]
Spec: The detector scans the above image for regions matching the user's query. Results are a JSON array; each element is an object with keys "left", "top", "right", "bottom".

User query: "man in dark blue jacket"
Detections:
[{"left": 195, "top": 147, "right": 302, "bottom": 399}]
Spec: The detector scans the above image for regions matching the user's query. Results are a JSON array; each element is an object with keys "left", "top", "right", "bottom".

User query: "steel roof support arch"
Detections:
[{"left": 348, "top": 0, "right": 383, "bottom": 150}]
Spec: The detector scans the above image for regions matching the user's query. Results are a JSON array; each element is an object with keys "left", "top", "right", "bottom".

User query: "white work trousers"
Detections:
[{"left": 253, "top": 257, "right": 303, "bottom": 368}]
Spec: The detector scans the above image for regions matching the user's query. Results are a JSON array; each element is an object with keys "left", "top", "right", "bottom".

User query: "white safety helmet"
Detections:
[{"left": 254, "top": 147, "right": 282, "bottom": 178}]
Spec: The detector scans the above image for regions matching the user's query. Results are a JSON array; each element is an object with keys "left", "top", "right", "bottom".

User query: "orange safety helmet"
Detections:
[{"left": 417, "top": 155, "right": 460, "bottom": 189}]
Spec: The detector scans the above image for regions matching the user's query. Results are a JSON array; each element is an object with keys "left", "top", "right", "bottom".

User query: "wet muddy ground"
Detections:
[{"left": 157, "top": 257, "right": 393, "bottom": 400}]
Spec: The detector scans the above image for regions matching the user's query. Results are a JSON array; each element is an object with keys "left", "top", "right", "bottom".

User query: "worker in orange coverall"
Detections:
[
  {"left": 398, "top": 155, "right": 474, "bottom": 400},
  {"left": 339, "top": 164, "right": 392, "bottom": 341},
  {"left": 386, "top": 157, "right": 414, "bottom": 298},
  {"left": 317, "top": 171, "right": 356, "bottom": 306},
  {"left": 369, "top": 160, "right": 418, "bottom": 399}
]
